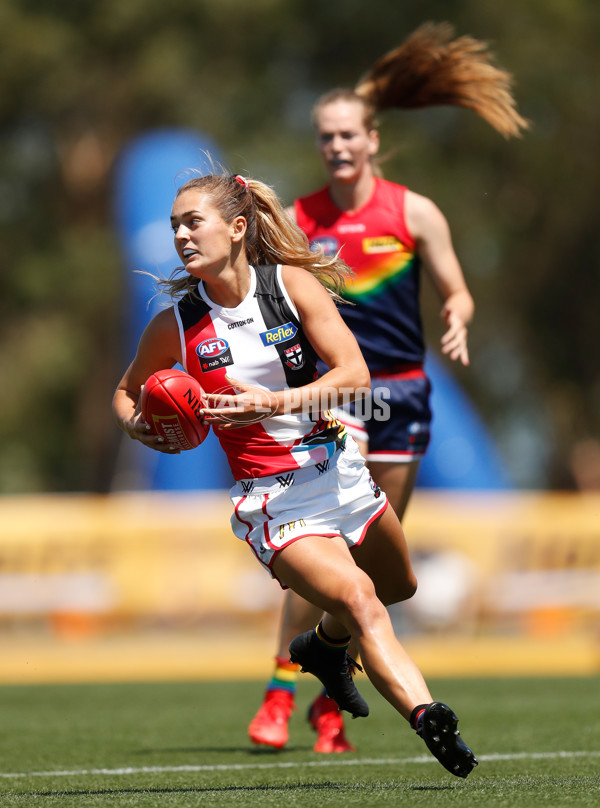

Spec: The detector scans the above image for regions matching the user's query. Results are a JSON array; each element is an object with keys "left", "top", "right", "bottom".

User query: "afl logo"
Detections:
[
  {"left": 197, "top": 337, "right": 229, "bottom": 358},
  {"left": 196, "top": 337, "right": 234, "bottom": 372}
]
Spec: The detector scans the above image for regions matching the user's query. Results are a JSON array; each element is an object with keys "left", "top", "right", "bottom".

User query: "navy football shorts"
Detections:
[{"left": 332, "top": 373, "right": 432, "bottom": 463}]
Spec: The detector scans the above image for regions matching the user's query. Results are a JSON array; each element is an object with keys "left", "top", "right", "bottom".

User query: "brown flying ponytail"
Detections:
[
  {"left": 353, "top": 21, "right": 529, "bottom": 138},
  {"left": 313, "top": 22, "right": 529, "bottom": 140}
]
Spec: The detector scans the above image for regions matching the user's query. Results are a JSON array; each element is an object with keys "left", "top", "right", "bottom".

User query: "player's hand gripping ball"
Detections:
[{"left": 140, "top": 369, "right": 209, "bottom": 451}]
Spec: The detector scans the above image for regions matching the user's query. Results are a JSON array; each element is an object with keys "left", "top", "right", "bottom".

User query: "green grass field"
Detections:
[{"left": 0, "top": 676, "right": 598, "bottom": 807}]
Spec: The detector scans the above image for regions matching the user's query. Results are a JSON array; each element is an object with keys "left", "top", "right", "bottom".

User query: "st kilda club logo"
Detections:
[
  {"left": 284, "top": 343, "right": 304, "bottom": 370},
  {"left": 196, "top": 337, "right": 234, "bottom": 372}
]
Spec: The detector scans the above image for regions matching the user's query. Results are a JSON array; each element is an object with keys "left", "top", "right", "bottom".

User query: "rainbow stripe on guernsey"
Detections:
[
  {"left": 291, "top": 412, "right": 347, "bottom": 465},
  {"left": 294, "top": 179, "right": 425, "bottom": 367},
  {"left": 322, "top": 410, "right": 347, "bottom": 440},
  {"left": 343, "top": 248, "right": 416, "bottom": 301}
]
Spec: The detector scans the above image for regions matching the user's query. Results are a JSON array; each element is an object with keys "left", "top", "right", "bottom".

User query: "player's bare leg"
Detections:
[
  {"left": 275, "top": 531, "right": 430, "bottom": 717},
  {"left": 249, "top": 452, "right": 421, "bottom": 752},
  {"left": 367, "top": 459, "right": 420, "bottom": 522},
  {"left": 276, "top": 520, "right": 478, "bottom": 778}
]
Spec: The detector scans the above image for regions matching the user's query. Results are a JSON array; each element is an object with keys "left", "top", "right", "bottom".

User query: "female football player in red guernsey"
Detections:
[
  {"left": 113, "top": 171, "right": 478, "bottom": 779},
  {"left": 248, "top": 22, "right": 528, "bottom": 753}
]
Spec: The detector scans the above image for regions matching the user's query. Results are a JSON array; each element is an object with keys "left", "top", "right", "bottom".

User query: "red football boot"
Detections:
[
  {"left": 309, "top": 693, "right": 356, "bottom": 753},
  {"left": 248, "top": 690, "right": 295, "bottom": 749}
]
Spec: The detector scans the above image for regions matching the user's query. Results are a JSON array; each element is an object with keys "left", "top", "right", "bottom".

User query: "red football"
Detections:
[{"left": 140, "top": 369, "right": 209, "bottom": 451}]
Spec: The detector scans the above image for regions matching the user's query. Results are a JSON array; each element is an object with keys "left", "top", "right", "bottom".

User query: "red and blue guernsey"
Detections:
[{"left": 294, "top": 178, "right": 424, "bottom": 373}]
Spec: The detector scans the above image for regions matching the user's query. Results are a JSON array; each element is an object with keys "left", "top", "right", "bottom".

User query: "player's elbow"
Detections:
[{"left": 353, "top": 363, "right": 371, "bottom": 392}]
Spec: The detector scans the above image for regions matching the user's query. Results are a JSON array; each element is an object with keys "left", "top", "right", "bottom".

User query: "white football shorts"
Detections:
[{"left": 230, "top": 437, "right": 388, "bottom": 586}]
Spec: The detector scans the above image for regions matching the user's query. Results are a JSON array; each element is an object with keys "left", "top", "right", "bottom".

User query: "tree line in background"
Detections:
[{"left": 1, "top": 0, "right": 598, "bottom": 493}]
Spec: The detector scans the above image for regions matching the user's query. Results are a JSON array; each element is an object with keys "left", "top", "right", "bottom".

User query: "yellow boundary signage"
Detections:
[{"left": 0, "top": 491, "right": 598, "bottom": 682}]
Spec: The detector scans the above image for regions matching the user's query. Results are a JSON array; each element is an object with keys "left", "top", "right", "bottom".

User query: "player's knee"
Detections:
[
  {"left": 402, "top": 571, "right": 418, "bottom": 601},
  {"left": 339, "top": 574, "right": 379, "bottom": 624},
  {"left": 379, "top": 571, "right": 418, "bottom": 606}
]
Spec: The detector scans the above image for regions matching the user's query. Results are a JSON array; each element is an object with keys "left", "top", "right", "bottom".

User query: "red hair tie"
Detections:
[{"left": 233, "top": 174, "right": 249, "bottom": 190}]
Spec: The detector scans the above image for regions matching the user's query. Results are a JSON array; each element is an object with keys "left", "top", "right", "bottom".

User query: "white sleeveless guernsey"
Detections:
[{"left": 174, "top": 264, "right": 346, "bottom": 481}]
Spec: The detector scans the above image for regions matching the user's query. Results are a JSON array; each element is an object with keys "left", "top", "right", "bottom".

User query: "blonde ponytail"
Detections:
[
  {"left": 247, "top": 178, "right": 350, "bottom": 301},
  {"left": 158, "top": 173, "right": 351, "bottom": 302}
]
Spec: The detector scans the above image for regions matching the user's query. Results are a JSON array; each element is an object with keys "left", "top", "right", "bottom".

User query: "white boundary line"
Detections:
[{"left": 0, "top": 750, "right": 598, "bottom": 779}]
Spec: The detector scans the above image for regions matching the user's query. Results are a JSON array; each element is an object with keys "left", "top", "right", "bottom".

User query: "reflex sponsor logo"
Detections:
[{"left": 259, "top": 322, "right": 298, "bottom": 346}]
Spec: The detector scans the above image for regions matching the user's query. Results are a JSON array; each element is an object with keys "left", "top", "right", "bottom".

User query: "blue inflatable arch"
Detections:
[
  {"left": 111, "top": 129, "right": 233, "bottom": 491},
  {"left": 417, "top": 353, "right": 511, "bottom": 489}
]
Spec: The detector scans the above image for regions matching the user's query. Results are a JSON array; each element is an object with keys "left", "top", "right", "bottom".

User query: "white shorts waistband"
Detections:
[{"left": 234, "top": 453, "right": 342, "bottom": 497}]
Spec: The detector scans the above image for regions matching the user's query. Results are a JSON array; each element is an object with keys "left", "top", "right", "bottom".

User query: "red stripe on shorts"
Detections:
[{"left": 371, "top": 362, "right": 425, "bottom": 381}]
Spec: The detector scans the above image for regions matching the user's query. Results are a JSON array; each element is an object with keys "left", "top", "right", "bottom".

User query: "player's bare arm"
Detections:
[
  {"left": 282, "top": 265, "right": 370, "bottom": 405},
  {"left": 112, "top": 307, "right": 182, "bottom": 449},
  {"left": 405, "top": 190, "right": 474, "bottom": 365}
]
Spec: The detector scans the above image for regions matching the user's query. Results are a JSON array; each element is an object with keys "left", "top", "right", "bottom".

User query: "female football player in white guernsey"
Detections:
[{"left": 113, "top": 171, "right": 478, "bottom": 779}]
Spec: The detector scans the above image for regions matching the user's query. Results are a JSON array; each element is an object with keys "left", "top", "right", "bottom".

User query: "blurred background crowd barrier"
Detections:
[{"left": 1, "top": 490, "right": 598, "bottom": 683}]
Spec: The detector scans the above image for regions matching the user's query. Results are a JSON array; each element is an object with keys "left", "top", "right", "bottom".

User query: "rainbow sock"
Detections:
[{"left": 266, "top": 656, "right": 300, "bottom": 695}]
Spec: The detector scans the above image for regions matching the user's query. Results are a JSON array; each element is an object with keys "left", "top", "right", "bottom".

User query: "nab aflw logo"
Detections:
[
  {"left": 240, "top": 480, "right": 255, "bottom": 494},
  {"left": 196, "top": 337, "right": 233, "bottom": 372},
  {"left": 276, "top": 473, "right": 295, "bottom": 488}
]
